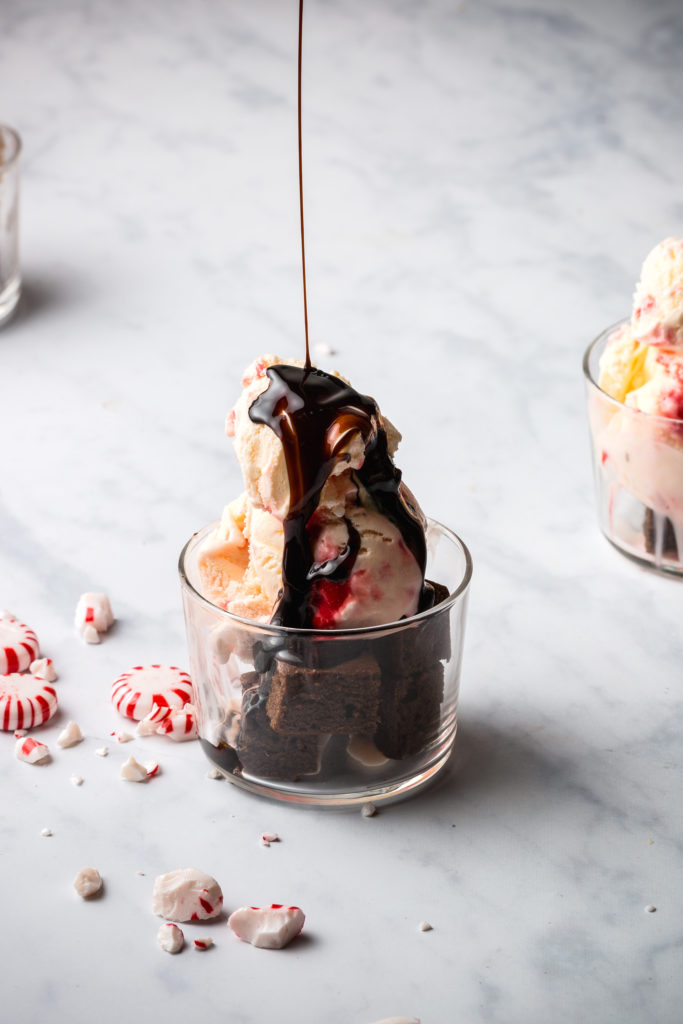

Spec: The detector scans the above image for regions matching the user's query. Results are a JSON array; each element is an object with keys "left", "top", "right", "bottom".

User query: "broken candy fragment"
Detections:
[
  {"left": 157, "top": 922, "right": 184, "bottom": 954},
  {"left": 227, "top": 904, "right": 305, "bottom": 949},
  {"left": 74, "top": 593, "right": 114, "bottom": 635},
  {"left": 57, "top": 721, "right": 83, "bottom": 748},
  {"left": 152, "top": 868, "right": 223, "bottom": 922},
  {"left": 15, "top": 736, "right": 50, "bottom": 764},
  {"left": 30, "top": 657, "right": 57, "bottom": 682},
  {"left": 73, "top": 867, "right": 103, "bottom": 899}
]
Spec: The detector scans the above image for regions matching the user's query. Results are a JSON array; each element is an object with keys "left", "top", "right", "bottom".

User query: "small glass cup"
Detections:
[
  {"left": 179, "top": 519, "right": 472, "bottom": 806},
  {"left": 584, "top": 320, "right": 683, "bottom": 575},
  {"left": 0, "top": 125, "right": 21, "bottom": 327}
]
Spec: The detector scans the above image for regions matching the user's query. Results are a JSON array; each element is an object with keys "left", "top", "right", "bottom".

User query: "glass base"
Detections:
[
  {"left": 203, "top": 733, "right": 456, "bottom": 808},
  {"left": 0, "top": 274, "right": 21, "bottom": 327}
]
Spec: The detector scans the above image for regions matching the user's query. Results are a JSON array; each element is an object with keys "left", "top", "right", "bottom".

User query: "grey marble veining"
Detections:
[{"left": 1, "top": 0, "right": 683, "bottom": 1021}]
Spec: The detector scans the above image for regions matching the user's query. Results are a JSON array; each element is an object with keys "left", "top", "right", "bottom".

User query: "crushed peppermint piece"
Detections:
[
  {"left": 419, "top": 921, "right": 433, "bottom": 932},
  {"left": 70, "top": 774, "right": 84, "bottom": 786},
  {"left": 30, "top": 657, "right": 57, "bottom": 682},
  {"left": 261, "top": 832, "right": 279, "bottom": 846},
  {"left": 82, "top": 624, "right": 100, "bottom": 644},
  {"left": 74, "top": 593, "right": 114, "bottom": 635},
  {"left": 57, "top": 721, "right": 83, "bottom": 748},
  {"left": 95, "top": 746, "right": 109, "bottom": 757},
  {"left": 41, "top": 828, "right": 53, "bottom": 837},
  {"left": 645, "top": 905, "right": 657, "bottom": 913},
  {"left": 15, "top": 736, "right": 50, "bottom": 764},
  {"left": 361, "top": 802, "right": 377, "bottom": 818},
  {"left": 193, "top": 937, "right": 213, "bottom": 951},
  {"left": 110, "top": 730, "right": 134, "bottom": 743},
  {"left": 120, "top": 756, "right": 148, "bottom": 782},
  {"left": 158, "top": 922, "right": 184, "bottom": 954},
  {"left": 228, "top": 905, "right": 305, "bottom": 950},
  {"left": 152, "top": 868, "right": 223, "bottom": 922},
  {"left": 314, "top": 342, "right": 335, "bottom": 356},
  {"left": 145, "top": 760, "right": 160, "bottom": 777},
  {"left": 206, "top": 767, "right": 222, "bottom": 780},
  {"left": 73, "top": 867, "right": 103, "bottom": 899},
  {"left": 14, "top": 729, "right": 26, "bottom": 738}
]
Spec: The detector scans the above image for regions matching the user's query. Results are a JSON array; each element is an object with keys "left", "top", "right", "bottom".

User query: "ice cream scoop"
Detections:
[{"left": 199, "top": 355, "right": 431, "bottom": 629}]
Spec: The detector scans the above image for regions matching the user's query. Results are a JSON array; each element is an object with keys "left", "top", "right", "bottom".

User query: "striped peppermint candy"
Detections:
[
  {"left": 111, "top": 665, "right": 194, "bottom": 721},
  {"left": 0, "top": 673, "right": 58, "bottom": 731},
  {"left": 0, "top": 615, "right": 40, "bottom": 674}
]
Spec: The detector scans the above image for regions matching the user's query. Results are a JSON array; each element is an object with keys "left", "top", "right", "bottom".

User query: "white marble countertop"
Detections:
[{"left": 1, "top": 0, "right": 682, "bottom": 1020}]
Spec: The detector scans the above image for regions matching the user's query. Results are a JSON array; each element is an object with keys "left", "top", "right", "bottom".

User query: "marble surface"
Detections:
[{"left": 1, "top": 0, "right": 682, "bottom": 1020}]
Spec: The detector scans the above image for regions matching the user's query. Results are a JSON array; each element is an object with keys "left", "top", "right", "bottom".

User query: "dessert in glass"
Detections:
[
  {"left": 179, "top": 356, "right": 472, "bottom": 805},
  {"left": 584, "top": 238, "right": 683, "bottom": 575}
]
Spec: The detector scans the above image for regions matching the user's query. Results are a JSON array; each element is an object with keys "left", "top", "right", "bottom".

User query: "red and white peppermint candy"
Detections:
[
  {"left": 0, "top": 673, "right": 58, "bottom": 731},
  {"left": 155, "top": 704, "right": 198, "bottom": 742},
  {"left": 152, "top": 868, "right": 223, "bottom": 923},
  {"left": 0, "top": 615, "right": 40, "bottom": 674},
  {"left": 15, "top": 736, "right": 50, "bottom": 764},
  {"left": 74, "top": 593, "right": 114, "bottom": 634},
  {"left": 227, "top": 905, "right": 305, "bottom": 950},
  {"left": 111, "top": 666, "right": 194, "bottom": 721}
]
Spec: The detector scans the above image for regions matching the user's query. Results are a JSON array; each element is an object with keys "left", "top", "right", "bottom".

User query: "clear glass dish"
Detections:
[
  {"left": 584, "top": 320, "right": 683, "bottom": 576},
  {"left": 179, "top": 518, "right": 472, "bottom": 806}
]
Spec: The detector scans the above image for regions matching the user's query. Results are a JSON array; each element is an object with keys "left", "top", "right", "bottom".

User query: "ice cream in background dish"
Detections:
[{"left": 586, "top": 237, "right": 683, "bottom": 570}]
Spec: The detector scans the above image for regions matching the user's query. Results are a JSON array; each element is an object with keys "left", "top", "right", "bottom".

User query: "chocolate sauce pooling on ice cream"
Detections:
[{"left": 249, "top": 364, "right": 433, "bottom": 628}]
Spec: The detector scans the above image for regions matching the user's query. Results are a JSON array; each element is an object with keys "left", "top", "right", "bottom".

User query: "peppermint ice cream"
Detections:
[
  {"left": 586, "top": 237, "right": 683, "bottom": 569},
  {"left": 198, "top": 355, "right": 432, "bottom": 629}
]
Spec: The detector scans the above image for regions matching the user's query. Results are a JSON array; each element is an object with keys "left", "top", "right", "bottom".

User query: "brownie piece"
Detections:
[
  {"left": 266, "top": 652, "right": 381, "bottom": 735},
  {"left": 235, "top": 678, "right": 321, "bottom": 780},
  {"left": 644, "top": 508, "right": 679, "bottom": 559},
  {"left": 374, "top": 661, "right": 444, "bottom": 760}
]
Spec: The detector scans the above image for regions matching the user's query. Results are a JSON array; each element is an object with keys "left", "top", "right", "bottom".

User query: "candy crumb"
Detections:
[
  {"left": 95, "top": 746, "right": 109, "bottom": 757},
  {"left": 419, "top": 921, "right": 433, "bottom": 932},
  {"left": 194, "top": 937, "right": 214, "bottom": 951},
  {"left": 158, "top": 922, "right": 185, "bottom": 954},
  {"left": 73, "top": 867, "right": 103, "bottom": 899},
  {"left": 70, "top": 774, "right": 84, "bottom": 786},
  {"left": 261, "top": 831, "right": 279, "bottom": 846},
  {"left": 645, "top": 905, "right": 657, "bottom": 913},
  {"left": 361, "top": 802, "right": 377, "bottom": 818},
  {"left": 41, "top": 828, "right": 53, "bottom": 837},
  {"left": 14, "top": 729, "right": 26, "bottom": 738},
  {"left": 120, "top": 756, "right": 148, "bottom": 782},
  {"left": 82, "top": 625, "right": 100, "bottom": 645},
  {"left": 206, "top": 767, "right": 222, "bottom": 780},
  {"left": 57, "top": 721, "right": 83, "bottom": 748}
]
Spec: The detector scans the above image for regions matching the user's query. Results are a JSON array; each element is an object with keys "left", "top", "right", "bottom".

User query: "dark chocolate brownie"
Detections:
[
  {"left": 235, "top": 676, "right": 321, "bottom": 780},
  {"left": 374, "top": 661, "right": 444, "bottom": 760},
  {"left": 266, "top": 652, "right": 381, "bottom": 735},
  {"left": 644, "top": 508, "right": 679, "bottom": 559}
]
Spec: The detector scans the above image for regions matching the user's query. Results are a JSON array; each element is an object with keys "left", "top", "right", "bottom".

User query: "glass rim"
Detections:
[
  {"left": 0, "top": 125, "right": 21, "bottom": 169},
  {"left": 178, "top": 517, "right": 473, "bottom": 638},
  {"left": 583, "top": 317, "right": 683, "bottom": 426}
]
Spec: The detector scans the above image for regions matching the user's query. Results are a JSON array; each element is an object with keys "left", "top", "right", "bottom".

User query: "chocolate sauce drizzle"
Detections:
[
  {"left": 249, "top": 364, "right": 431, "bottom": 628},
  {"left": 247, "top": 0, "right": 430, "bottom": 630}
]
